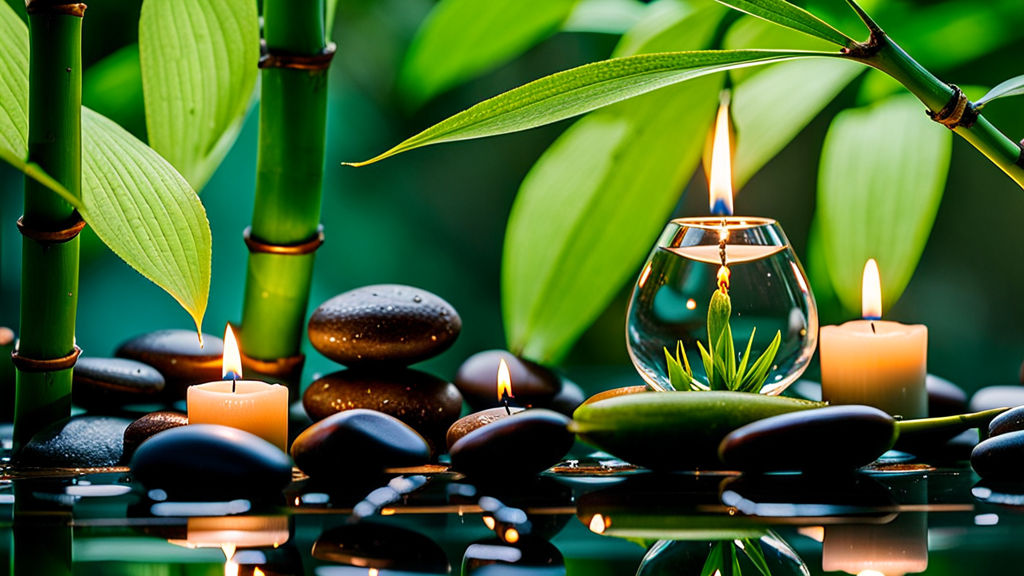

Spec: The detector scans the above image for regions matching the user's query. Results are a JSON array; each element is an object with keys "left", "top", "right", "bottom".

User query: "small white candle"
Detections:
[
  {"left": 819, "top": 259, "right": 927, "bottom": 419},
  {"left": 187, "top": 326, "right": 289, "bottom": 451}
]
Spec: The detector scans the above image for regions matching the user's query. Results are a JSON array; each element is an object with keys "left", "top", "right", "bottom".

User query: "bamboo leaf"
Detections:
[
  {"left": 736, "top": 326, "right": 756, "bottom": 382},
  {"left": 399, "top": 0, "right": 579, "bottom": 108},
  {"left": 741, "top": 330, "right": 780, "bottom": 392},
  {"left": 698, "top": 341, "right": 714, "bottom": 384},
  {"left": 139, "top": 0, "right": 259, "bottom": 191},
  {"left": 701, "top": 542, "right": 724, "bottom": 576},
  {"left": 347, "top": 48, "right": 841, "bottom": 167},
  {"left": 740, "top": 538, "right": 772, "bottom": 576},
  {"left": 665, "top": 346, "right": 688, "bottom": 391},
  {"left": 818, "top": 95, "right": 951, "bottom": 311},
  {"left": 712, "top": 0, "right": 852, "bottom": 47},
  {"left": 977, "top": 74, "right": 1024, "bottom": 108},
  {"left": 0, "top": 0, "right": 28, "bottom": 161}
]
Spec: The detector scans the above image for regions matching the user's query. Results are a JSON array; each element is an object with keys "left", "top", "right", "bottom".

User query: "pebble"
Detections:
[
  {"left": 446, "top": 407, "right": 524, "bottom": 450},
  {"left": 115, "top": 330, "right": 223, "bottom": 399},
  {"left": 718, "top": 405, "right": 896, "bottom": 472},
  {"left": 302, "top": 368, "right": 462, "bottom": 453},
  {"left": 971, "top": 430, "right": 1024, "bottom": 481},
  {"left": 290, "top": 409, "right": 431, "bottom": 478},
  {"left": 449, "top": 409, "right": 574, "bottom": 478},
  {"left": 72, "top": 357, "right": 165, "bottom": 411},
  {"left": 307, "top": 284, "right": 461, "bottom": 366},
  {"left": 312, "top": 523, "right": 449, "bottom": 572},
  {"left": 455, "top": 350, "right": 562, "bottom": 410},
  {"left": 121, "top": 411, "right": 188, "bottom": 461},
  {"left": 927, "top": 374, "right": 968, "bottom": 417},
  {"left": 988, "top": 405, "right": 1024, "bottom": 437},
  {"left": 16, "top": 415, "right": 132, "bottom": 468},
  {"left": 969, "top": 386, "right": 1024, "bottom": 413},
  {"left": 130, "top": 424, "right": 292, "bottom": 500}
]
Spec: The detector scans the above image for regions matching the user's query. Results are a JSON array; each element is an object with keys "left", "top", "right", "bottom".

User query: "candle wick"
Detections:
[
  {"left": 503, "top": 397, "right": 511, "bottom": 415},
  {"left": 870, "top": 321, "right": 876, "bottom": 334},
  {"left": 232, "top": 376, "right": 236, "bottom": 393}
]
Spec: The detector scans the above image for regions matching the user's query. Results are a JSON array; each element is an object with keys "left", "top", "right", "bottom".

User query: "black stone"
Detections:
[
  {"left": 927, "top": 374, "right": 968, "bottom": 417},
  {"left": 116, "top": 330, "right": 223, "bottom": 400},
  {"left": 312, "top": 523, "right": 449, "bottom": 573},
  {"left": 72, "top": 356, "right": 166, "bottom": 411},
  {"left": 302, "top": 368, "right": 462, "bottom": 454},
  {"left": 718, "top": 405, "right": 896, "bottom": 472},
  {"left": 989, "top": 405, "right": 1024, "bottom": 437},
  {"left": 455, "top": 350, "right": 562, "bottom": 411},
  {"left": 122, "top": 411, "right": 188, "bottom": 461},
  {"left": 549, "top": 380, "right": 585, "bottom": 416},
  {"left": 969, "top": 385, "right": 1024, "bottom": 413},
  {"left": 16, "top": 415, "right": 132, "bottom": 468},
  {"left": 130, "top": 424, "right": 292, "bottom": 500},
  {"left": 291, "top": 409, "right": 430, "bottom": 478},
  {"left": 972, "top": 430, "right": 1024, "bottom": 480},
  {"left": 307, "top": 284, "right": 461, "bottom": 366},
  {"left": 449, "top": 409, "right": 574, "bottom": 478}
]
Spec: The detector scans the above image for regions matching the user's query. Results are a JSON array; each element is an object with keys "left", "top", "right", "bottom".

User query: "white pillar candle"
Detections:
[{"left": 819, "top": 259, "right": 927, "bottom": 419}]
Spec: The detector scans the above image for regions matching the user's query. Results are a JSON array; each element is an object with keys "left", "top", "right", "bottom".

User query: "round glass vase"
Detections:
[{"left": 626, "top": 217, "right": 817, "bottom": 395}]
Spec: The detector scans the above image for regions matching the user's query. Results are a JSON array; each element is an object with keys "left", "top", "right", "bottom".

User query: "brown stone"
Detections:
[
  {"left": 115, "top": 330, "right": 222, "bottom": 400},
  {"left": 122, "top": 410, "right": 188, "bottom": 461},
  {"left": 455, "top": 350, "right": 562, "bottom": 410},
  {"left": 446, "top": 407, "right": 524, "bottom": 451}
]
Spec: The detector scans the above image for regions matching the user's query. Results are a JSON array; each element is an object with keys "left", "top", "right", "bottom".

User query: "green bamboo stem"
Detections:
[
  {"left": 239, "top": 0, "right": 329, "bottom": 382},
  {"left": 13, "top": 4, "right": 84, "bottom": 452}
]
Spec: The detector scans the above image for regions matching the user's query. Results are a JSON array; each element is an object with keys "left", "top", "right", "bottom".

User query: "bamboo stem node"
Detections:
[
  {"left": 927, "top": 83, "right": 977, "bottom": 129},
  {"left": 11, "top": 345, "right": 81, "bottom": 373},
  {"left": 16, "top": 212, "right": 85, "bottom": 244},
  {"left": 25, "top": 2, "right": 86, "bottom": 17},
  {"left": 243, "top": 225, "right": 324, "bottom": 255},
  {"left": 259, "top": 41, "right": 336, "bottom": 71}
]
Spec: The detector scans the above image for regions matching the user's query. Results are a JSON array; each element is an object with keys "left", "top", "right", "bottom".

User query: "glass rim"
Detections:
[{"left": 669, "top": 216, "right": 778, "bottom": 230}]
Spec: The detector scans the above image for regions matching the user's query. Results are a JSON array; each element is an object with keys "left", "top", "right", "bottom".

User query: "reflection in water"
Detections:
[
  {"left": 635, "top": 533, "right": 809, "bottom": 576},
  {"left": 462, "top": 536, "right": 565, "bottom": 576}
]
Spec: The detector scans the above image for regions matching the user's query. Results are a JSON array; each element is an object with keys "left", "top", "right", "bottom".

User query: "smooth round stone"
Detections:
[
  {"left": 291, "top": 409, "right": 431, "bottom": 478},
  {"left": 131, "top": 424, "right": 292, "bottom": 500},
  {"left": 972, "top": 430, "right": 1024, "bottom": 480},
  {"left": 549, "top": 380, "right": 585, "bottom": 416},
  {"left": 308, "top": 284, "right": 461, "bottom": 366},
  {"left": 455, "top": 351, "right": 561, "bottom": 410},
  {"left": 449, "top": 409, "right": 574, "bottom": 478},
  {"left": 303, "top": 368, "right": 462, "bottom": 452},
  {"left": 122, "top": 411, "right": 188, "bottom": 461},
  {"left": 989, "top": 405, "right": 1024, "bottom": 437},
  {"left": 72, "top": 356, "right": 166, "bottom": 410},
  {"left": 719, "top": 405, "right": 896, "bottom": 472},
  {"left": 969, "top": 385, "right": 1024, "bottom": 413},
  {"left": 446, "top": 407, "right": 524, "bottom": 451},
  {"left": 927, "top": 374, "right": 968, "bottom": 417},
  {"left": 116, "top": 330, "right": 223, "bottom": 399},
  {"left": 312, "top": 523, "right": 449, "bottom": 573},
  {"left": 16, "top": 415, "right": 132, "bottom": 468}
]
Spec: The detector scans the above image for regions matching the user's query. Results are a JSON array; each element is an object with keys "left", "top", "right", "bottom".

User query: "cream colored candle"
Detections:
[
  {"left": 187, "top": 326, "right": 289, "bottom": 451},
  {"left": 819, "top": 259, "right": 927, "bottom": 419}
]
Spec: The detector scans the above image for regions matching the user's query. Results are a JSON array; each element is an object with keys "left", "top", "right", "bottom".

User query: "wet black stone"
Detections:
[
  {"left": 989, "top": 405, "right": 1024, "bottom": 437},
  {"left": 130, "top": 424, "right": 292, "bottom": 500},
  {"left": 312, "top": 522, "right": 449, "bottom": 573},
  {"left": 719, "top": 405, "right": 896, "bottom": 472},
  {"left": 308, "top": 285, "right": 461, "bottom": 366},
  {"left": 449, "top": 409, "right": 574, "bottom": 478},
  {"left": 72, "top": 357, "right": 165, "bottom": 411},
  {"left": 455, "top": 350, "right": 562, "bottom": 411},
  {"left": 121, "top": 411, "right": 188, "bottom": 461},
  {"left": 291, "top": 409, "right": 430, "bottom": 478},
  {"left": 969, "top": 385, "right": 1024, "bottom": 413},
  {"left": 302, "top": 368, "right": 462, "bottom": 454},
  {"left": 927, "top": 374, "right": 968, "bottom": 417},
  {"left": 16, "top": 415, "right": 132, "bottom": 468},
  {"left": 972, "top": 430, "right": 1024, "bottom": 480},
  {"left": 116, "top": 330, "right": 223, "bottom": 400}
]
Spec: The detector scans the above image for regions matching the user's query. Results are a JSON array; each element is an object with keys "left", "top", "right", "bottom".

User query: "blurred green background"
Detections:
[{"left": 2, "top": 0, "right": 1023, "bottom": 397}]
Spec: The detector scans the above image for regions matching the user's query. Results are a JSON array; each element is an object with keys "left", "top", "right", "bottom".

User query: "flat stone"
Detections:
[
  {"left": 449, "top": 409, "right": 574, "bottom": 478},
  {"left": 122, "top": 411, "right": 188, "bottom": 461},
  {"left": 719, "top": 405, "right": 896, "bottom": 472},
  {"left": 312, "top": 523, "right": 449, "bottom": 573},
  {"left": 927, "top": 374, "right": 968, "bottom": 417},
  {"left": 969, "top": 385, "right": 1024, "bottom": 413},
  {"left": 116, "top": 330, "right": 223, "bottom": 400},
  {"left": 989, "top": 405, "right": 1024, "bottom": 437},
  {"left": 131, "top": 424, "right": 292, "bottom": 500},
  {"left": 308, "top": 285, "right": 461, "bottom": 366},
  {"left": 72, "top": 357, "right": 166, "bottom": 411},
  {"left": 291, "top": 409, "right": 430, "bottom": 478},
  {"left": 446, "top": 407, "right": 524, "bottom": 451},
  {"left": 16, "top": 415, "right": 132, "bottom": 468},
  {"left": 455, "top": 351, "right": 562, "bottom": 411},
  {"left": 303, "top": 368, "right": 462, "bottom": 454},
  {"left": 972, "top": 430, "right": 1024, "bottom": 480}
]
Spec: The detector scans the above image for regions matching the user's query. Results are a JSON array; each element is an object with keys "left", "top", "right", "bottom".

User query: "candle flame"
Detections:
[
  {"left": 369, "top": 569, "right": 380, "bottom": 576},
  {"left": 222, "top": 325, "right": 244, "bottom": 380},
  {"left": 483, "top": 515, "right": 496, "bottom": 530},
  {"left": 717, "top": 266, "right": 731, "bottom": 294},
  {"left": 708, "top": 95, "right": 734, "bottom": 216},
  {"left": 589, "top": 514, "right": 608, "bottom": 534},
  {"left": 254, "top": 569, "right": 265, "bottom": 576},
  {"left": 862, "top": 258, "right": 882, "bottom": 320},
  {"left": 497, "top": 358, "right": 514, "bottom": 402}
]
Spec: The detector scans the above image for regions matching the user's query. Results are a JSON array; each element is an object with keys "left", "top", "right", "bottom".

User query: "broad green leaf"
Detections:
[
  {"left": 563, "top": 0, "right": 647, "bottom": 34},
  {"left": 348, "top": 48, "right": 842, "bottom": 167},
  {"left": 140, "top": 0, "right": 258, "bottom": 191},
  {"left": 818, "top": 95, "right": 951, "bottom": 312},
  {"left": 712, "top": 0, "right": 852, "bottom": 47},
  {"left": 502, "top": 2, "right": 726, "bottom": 363},
  {"left": 399, "top": 0, "right": 579, "bottom": 108},
  {"left": 977, "top": 74, "right": 1024, "bottom": 108},
  {"left": 0, "top": 0, "right": 28, "bottom": 161}
]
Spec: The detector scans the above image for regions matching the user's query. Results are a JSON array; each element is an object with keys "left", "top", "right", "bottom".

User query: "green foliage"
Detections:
[
  {"left": 0, "top": 0, "right": 26, "bottom": 160},
  {"left": 562, "top": 0, "right": 647, "bottom": 34},
  {"left": 978, "top": 74, "right": 1024, "bottom": 108},
  {"left": 139, "top": 0, "right": 259, "bottom": 191},
  {"left": 83, "top": 44, "right": 145, "bottom": 141},
  {"left": 712, "top": 0, "right": 852, "bottom": 47}
]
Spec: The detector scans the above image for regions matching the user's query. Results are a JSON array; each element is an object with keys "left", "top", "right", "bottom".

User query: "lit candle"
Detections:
[
  {"left": 187, "top": 326, "right": 289, "bottom": 451},
  {"left": 819, "top": 259, "right": 927, "bottom": 418}
]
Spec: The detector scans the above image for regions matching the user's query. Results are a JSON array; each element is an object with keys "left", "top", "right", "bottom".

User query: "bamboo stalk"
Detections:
[
  {"left": 239, "top": 0, "right": 329, "bottom": 386},
  {"left": 13, "top": 2, "right": 84, "bottom": 452}
]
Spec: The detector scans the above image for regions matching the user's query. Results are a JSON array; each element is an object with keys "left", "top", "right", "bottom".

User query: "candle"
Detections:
[
  {"left": 187, "top": 326, "right": 289, "bottom": 451},
  {"left": 819, "top": 259, "right": 927, "bottom": 418}
]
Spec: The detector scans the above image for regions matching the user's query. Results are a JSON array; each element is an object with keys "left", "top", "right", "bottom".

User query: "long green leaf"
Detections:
[
  {"left": 0, "top": 0, "right": 27, "bottom": 161},
  {"left": 399, "top": 0, "right": 579, "bottom": 108},
  {"left": 818, "top": 95, "right": 951, "bottom": 312},
  {"left": 977, "top": 74, "right": 1024, "bottom": 108},
  {"left": 139, "top": 0, "right": 258, "bottom": 191},
  {"left": 712, "top": 0, "right": 852, "bottom": 47},
  {"left": 348, "top": 48, "right": 842, "bottom": 167}
]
